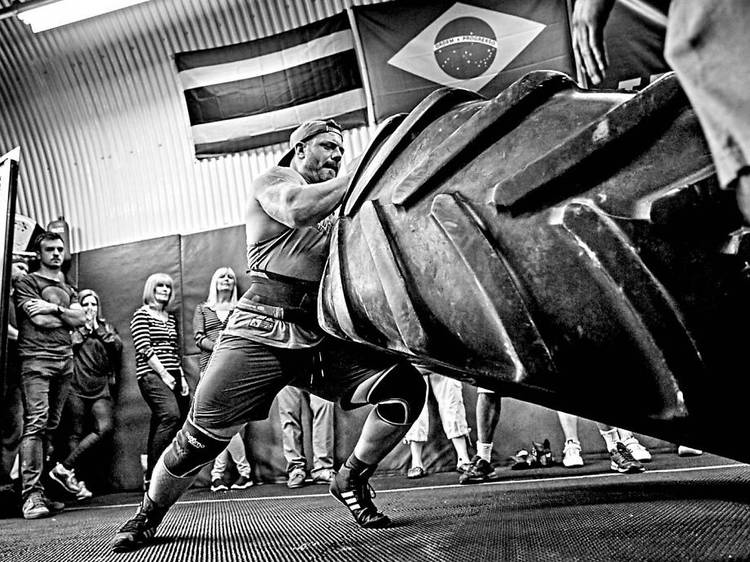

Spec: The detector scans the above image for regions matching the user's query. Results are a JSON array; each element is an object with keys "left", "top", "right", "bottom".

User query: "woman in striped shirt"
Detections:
[
  {"left": 193, "top": 267, "right": 255, "bottom": 491},
  {"left": 130, "top": 273, "right": 189, "bottom": 487}
]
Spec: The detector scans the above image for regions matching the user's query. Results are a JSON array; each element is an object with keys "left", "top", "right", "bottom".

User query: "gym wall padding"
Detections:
[{"left": 69, "top": 226, "right": 670, "bottom": 492}]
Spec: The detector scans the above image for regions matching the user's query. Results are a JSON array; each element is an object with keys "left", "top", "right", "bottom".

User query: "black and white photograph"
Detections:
[{"left": 1, "top": 0, "right": 749, "bottom": 560}]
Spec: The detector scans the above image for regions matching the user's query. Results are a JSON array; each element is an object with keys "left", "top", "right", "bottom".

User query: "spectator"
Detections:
[
  {"left": 557, "top": 412, "right": 647, "bottom": 473},
  {"left": 131, "top": 273, "right": 189, "bottom": 489},
  {"left": 49, "top": 289, "right": 122, "bottom": 500},
  {"left": 460, "top": 388, "right": 502, "bottom": 484},
  {"left": 0, "top": 258, "right": 28, "bottom": 516},
  {"left": 193, "top": 267, "right": 255, "bottom": 492},
  {"left": 404, "top": 368, "right": 471, "bottom": 479},
  {"left": 277, "top": 386, "right": 335, "bottom": 488},
  {"left": 572, "top": 0, "right": 750, "bottom": 222},
  {"left": 14, "top": 232, "right": 85, "bottom": 519}
]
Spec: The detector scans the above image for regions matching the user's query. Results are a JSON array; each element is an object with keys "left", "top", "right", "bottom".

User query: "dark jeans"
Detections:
[
  {"left": 19, "top": 356, "right": 73, "bottom": 499},
  {"left": 62, "top": 395, "right": 114, "bottom": 468},
  {"left": 0, "top": 356, "right": 23, "bottom": 491},
  {"left": 137, "top": 370, "right": 189, "bottom": 479}
]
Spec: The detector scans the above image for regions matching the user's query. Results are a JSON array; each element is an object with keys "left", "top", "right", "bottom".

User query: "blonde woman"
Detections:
[
  {"left": 131, "top": 273, "right": 189, "bottom": 487},
  {"left": 49, "top": 289, "right": 122, "bottom": 500},
  {"left": 193, "top": 267, "right": 255, "bottom": 491}
]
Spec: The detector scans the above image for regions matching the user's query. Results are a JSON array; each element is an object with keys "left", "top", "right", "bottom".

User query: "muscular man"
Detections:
[
  {"left": 112, "top": 119, "right": 426, "bottom": 552},
  {"left": 14, "top": 232, "right": 85, "bottom": 519},
  {"left": 572, "top": 0, "right": 750, "bottom": 221}
]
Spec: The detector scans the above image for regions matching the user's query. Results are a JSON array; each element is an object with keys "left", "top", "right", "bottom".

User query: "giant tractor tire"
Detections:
[{"left": 319, "top": 71, "right": 750, "bottom": 462}]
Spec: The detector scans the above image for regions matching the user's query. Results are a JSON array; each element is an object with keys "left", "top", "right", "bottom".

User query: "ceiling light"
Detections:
[{"left": 17, "top": 0, "right": 150, "bottom": 33}]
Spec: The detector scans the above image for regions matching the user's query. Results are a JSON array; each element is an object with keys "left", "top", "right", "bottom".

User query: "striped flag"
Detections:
[{"left": 175, "top": 13, "right": 367, "bottom": 158}]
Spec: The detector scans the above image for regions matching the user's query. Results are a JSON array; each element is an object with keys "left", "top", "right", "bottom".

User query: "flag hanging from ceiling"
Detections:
[
  {"left": 595, "top": 0, "right": 670, "bottom": 91},
  {"left": 175, "top": 13, "right": 367, "bottom": 158},
  {"left": 352, "top": 0, "right": 574, "bottom": 122}
]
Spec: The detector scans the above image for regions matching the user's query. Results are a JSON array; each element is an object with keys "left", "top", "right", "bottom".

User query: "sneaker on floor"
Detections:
[
  {"left": 329, "top": 466, "right": 390, "bottom": 528},
  {"left": 459, "top": 455, "right": 496, "bottom": 484},
  {"left": 22, "top": 492, "right": 50, "bottom": 520},
  {"left": 111, "top": 494, "right": 166, "bottom": 552},
  {"left": 533, "top": 439, "right": 555, "bottom": 467},
  {"left": 287, "top": 468, "right": 307, "bottom": 489},
  {"left": 622, "top": 437, "right": 652, "bottom": 462},
  {"left": 43, "top": 495, "right": 65, "bottom": 515},
  {"left": 231, "top": 475, "right": 254, "bottom": 490},
  {"left": 677, "top": 445, "right": 703, "bottom": 457},
  {"left": 456, "top": 461, "right": 472, "bottom": 474},
  {"left": 510, "top": 449, "right": 533, "bottom": 470},
  {"left": 312, "top": 468, "right": 337, "bottom": 484},
  {"left": 210, "top": 478, "right": 228, "bottom": 492},
  {"left": 610, "top": 442, "right": 645, "bottom": 474},
  {"left": 406, "top": 466, "right": 426, "bottom": 479},
  {"left": 562, "top": 439, "right": 584, "bottom": 468},
  {"left": 76, "top": 481, "right": 93, "bottom": 500},
  {"left": 49, "top": 463, "right": 82, "bottom": 495}
]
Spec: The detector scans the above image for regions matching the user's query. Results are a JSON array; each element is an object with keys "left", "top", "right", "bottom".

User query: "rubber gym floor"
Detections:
[{"left": 1, "top": 450, "right": 748, "bottom": 562}]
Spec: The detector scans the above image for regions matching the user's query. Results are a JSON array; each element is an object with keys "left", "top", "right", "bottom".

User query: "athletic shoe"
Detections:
[
  {"left": 76, "top": 481, "right": 93, "bottom": 500},
  {"left": 622, "top": 437, "right": 652, "bottom": 462},
  {"left": 459, "top": 455, "right": 497, "bottom": 483},
  {"left": 406, "top": 466, "right": 426, "bottom": 479},
  {"left": 22, "top": 492, "right": 50, "bottom": 520},
  {"left": 677, "top": 445, "right": 703, "bottom": 457},
  {"left": 533, "top": 439, "right": 556, "bottom": 467},
  {"left": 231, "top": 475, "right": 254, "bottom": 490},
  {"left": 287, "top": 468, "right": 307, "bottom": 489},
  {"left": 49, "top": 463, "right": 82, "bottom": 495},
  {"left": 111, "top": 494, "right": 166, "bottom": 552},
  {"left": 562, "top": 439, "right": 584, "bottom": 468},
  {"left": 510, "top": 449, "right": 533, "bottom": 470},
  {"left": 43, "top": 496, "right": 65, "bottom": 514},
  {"left": 456, "top": 461, "right": 472, "bottom": 474},
  {"left": 210, "top": 478, "right": 228, "bottom": 492},
  {"left": 609, "top": 442, "right": 645, "bottom": 473},
  {"left": 329, "top": 466, "right": 390, "bottom": 528},
  {"left": 312, "top": 469, "right": 337, "bottom": 484}
]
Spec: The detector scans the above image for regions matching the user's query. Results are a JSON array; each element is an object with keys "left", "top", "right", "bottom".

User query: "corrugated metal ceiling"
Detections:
[{"left": 0, "top": 0, "right": 385, "bottom": 251}]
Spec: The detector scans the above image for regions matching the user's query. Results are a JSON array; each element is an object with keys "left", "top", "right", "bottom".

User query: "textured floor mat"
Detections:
[{"left": 1, "top": 459, "right": 748, "bottom": 561}]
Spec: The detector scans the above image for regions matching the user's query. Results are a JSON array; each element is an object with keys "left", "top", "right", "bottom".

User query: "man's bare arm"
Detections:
[
  {"left": 24, "top": 299, "right": 85, "bottom": 328},
  {"left": 28, "top": 314, "right": 65, "bottom": 328},
  {"left": 257, "top": 172, "right": 352, "bottom": 228},
  {"left": 572, "top": 0, "right": 616, "bottom": 86}
]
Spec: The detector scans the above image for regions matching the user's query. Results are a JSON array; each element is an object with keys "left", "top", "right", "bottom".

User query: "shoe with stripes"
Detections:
[
  {"left": 329, "top": 466, "right": 390, "bottom": 528},
  {"left": 111, "top": 494, "right": 166, "bottom": 552},
  {"left": 609, "top": 442, "right": 645, "bottom": 474}
]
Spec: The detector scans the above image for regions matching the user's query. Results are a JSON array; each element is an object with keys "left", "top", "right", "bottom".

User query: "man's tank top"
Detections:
[{"left": 246, "top": 166, "right": 331, "bottom": 283}]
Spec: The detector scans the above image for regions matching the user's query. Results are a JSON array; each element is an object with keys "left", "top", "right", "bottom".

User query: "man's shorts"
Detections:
[{"left": 191, "top": 333, "right": 401, "bottom": 438}]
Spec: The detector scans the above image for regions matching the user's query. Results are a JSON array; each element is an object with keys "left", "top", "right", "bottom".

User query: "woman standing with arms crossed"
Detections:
[
  {"left": 194, "top": 267, "right": 255, "bottom": 491},
  {"left": 131, "top": 274, "right": 189, "bottom": 489},
  {"left": 49, "top": 289, "right": 123, "bottom": 500}
]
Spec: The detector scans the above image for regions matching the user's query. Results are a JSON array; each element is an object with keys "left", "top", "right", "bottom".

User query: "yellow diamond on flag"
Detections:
[{"left": 388, "top": 2, "right": 546, "bottom": 92}]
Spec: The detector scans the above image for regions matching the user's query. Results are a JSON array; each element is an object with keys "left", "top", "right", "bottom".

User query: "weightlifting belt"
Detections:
[{"left": 237, "top": 269, "right": 319, "bottom": 329}]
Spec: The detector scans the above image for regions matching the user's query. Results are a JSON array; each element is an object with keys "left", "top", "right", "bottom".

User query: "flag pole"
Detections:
[{"left": 346, "top": 4, "right": 377, "bottom": 128}]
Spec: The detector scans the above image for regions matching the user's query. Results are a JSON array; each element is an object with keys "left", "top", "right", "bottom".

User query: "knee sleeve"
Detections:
[
  {"left": 352, "top": 363, "right": 426, "bottom": 426},
  {"left": 163, "top": 420, "right": 231, "bottom": 478}
]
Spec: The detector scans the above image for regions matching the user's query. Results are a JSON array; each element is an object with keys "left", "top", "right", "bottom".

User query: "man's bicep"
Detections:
[{"left": 255, "top": 177, "right": 299, "bottom": 226}]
